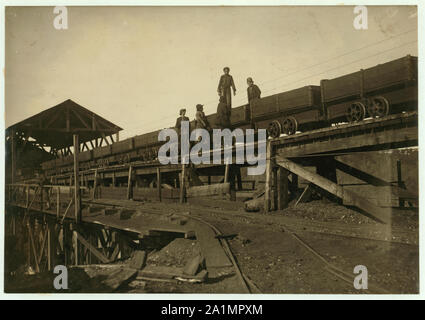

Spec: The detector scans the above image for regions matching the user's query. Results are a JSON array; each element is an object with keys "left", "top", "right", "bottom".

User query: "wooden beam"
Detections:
[
  {"left": 264, "top": 141, "right": 272, "bottom": 212},
  {"left": 47, "top": 222, "right": 57, "bottom": 271},
  {"left": 71, "top": 109, "right": 90, "bottom": 129},
  {"left": 27, "top": 221, "right": 40, "bottom": 273},
  {"left": 180, "top": 164, "right": 186, "bottom": 203},
  {"left": 275, "top": 126, "right": 417, "bottom": 158},
  {"left": 187, "top": 183, "right": 230, "bottom": 198},
  {"left": 127, "top": 166, "right": 133, "bottom": 200},
  {"left": 92, "top": 169, "right": 98, "bottom": 199},
  {"left": 276, "top": 156, "right": 392, "bottom": 224},
  {"left": 74, "top": 230, "right": 110, "bottom": 264},
  {"left": 295, "top": 184, "right": 310, "bottom": 207}
]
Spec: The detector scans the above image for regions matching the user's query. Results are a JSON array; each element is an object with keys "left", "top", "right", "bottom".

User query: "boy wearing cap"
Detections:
[
  {"left": 247, "top": 77, "right": 261, "bottom": 102},
  {"left": 175, "top": 108, "right": 189, "bottom": 131},
  {"left": 195, "top": 104, "right": 211, "bottom": 131},
  {"left": 247, "top": 77, "right": 261, "bottom": 127},
  {"left": 217, "top": 67, "right": 236, "bottom": 108}
]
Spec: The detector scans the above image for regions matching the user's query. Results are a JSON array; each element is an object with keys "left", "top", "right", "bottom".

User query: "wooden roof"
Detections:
[{"left": 6, "top": 99, "right": 123, "bottom": 150}]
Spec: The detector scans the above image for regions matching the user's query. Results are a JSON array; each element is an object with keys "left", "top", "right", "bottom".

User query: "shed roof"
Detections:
[{"left": 6, "top": 99, "right": 123, "bottom": 150}]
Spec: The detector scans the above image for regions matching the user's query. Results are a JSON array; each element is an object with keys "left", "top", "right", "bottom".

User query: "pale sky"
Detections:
[{"left": 5, "top": 6, "right": 417, "bottom": 139}]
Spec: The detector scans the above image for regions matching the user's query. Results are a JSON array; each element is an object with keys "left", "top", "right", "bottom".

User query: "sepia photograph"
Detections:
[{"left": 2, "top": 3, "right": 420, "bottom": 298}]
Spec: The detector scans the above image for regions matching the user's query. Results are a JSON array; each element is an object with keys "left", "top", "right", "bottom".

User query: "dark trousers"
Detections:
[{"left": 220, "top": 87, "right": 232, "bottom": 108}]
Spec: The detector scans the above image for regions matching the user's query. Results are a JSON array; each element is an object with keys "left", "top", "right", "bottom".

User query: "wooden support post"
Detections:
[
  {"left": 112, "top": 172, "right": 116, "bottom": 188},
  {"left": 271, "top": 167, "right": 277, "bottom": 210},
  {"left": 27, "top": 220, "right": 40, "bottom": 273},
  {"left": 93, "top": 169, "right": 98, "bottom": 199},
  {"left": 73, "top": 134, "right": 81, "bottom": 223},
  {"left": 277, "top": 167, "right": 289, "bottom": 210},
  {"left": 56, "top": 187, "right": 60, "bottom": 219},
  {"left": 180, "top": 163, "right": 186, "bottom": 203},
  {"left": 157, "top": 168, "right": 162, "bottom": 202},
  {"left": 69, "top": 175, "right": 72, "bottom": 197},
  {"left": 127, "top": 166, "right": 133, "bottom": 200},
  {"left": 72, "top": 225, "right": 80, "bottom": 266},
  {"left": 63, "top": 224, "right": 70, "bottom": 266},
  {"left": 264, "top": 141, "right": 272, "bottom": 213},
  {"left": 47, "top": 222, "right": 57, "bottom": 271},
  {"left": 224, "top": 164, "right": 230, "bottom": 183}
]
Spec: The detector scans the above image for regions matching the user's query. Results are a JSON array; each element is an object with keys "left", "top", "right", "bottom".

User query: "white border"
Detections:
[{"left": 0, "top": 0, "right": 422, "bottom": 300}]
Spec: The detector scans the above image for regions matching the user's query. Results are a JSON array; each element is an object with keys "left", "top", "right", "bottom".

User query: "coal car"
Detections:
[{"left": 41, "top": 55, "right": 418, "bottom": 173}]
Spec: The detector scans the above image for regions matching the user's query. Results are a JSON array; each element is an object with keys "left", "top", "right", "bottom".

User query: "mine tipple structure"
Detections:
[
  {"left": 37, "top": 55, "right": 418, "bottom": 180},
  {"left": 4, "top": 55, "right": 419, "bottom": 274}
]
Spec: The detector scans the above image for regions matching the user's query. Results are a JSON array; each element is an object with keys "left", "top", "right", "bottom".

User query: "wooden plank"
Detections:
[
  {"left": 186, "top": 183, "right": 230, "bottom": 198},
  {"left": 295, "top": 184, "right": 311, "bottom": 207},
  {"left": 74, "top": 230, "right": 111, "bottom": 264},
  {"left": 127, "top": 166, "right": 133, "bottom": 200},
  {"left": 275, "top": 126, "right": 417, "bottom": 158},
  {"left": 276, "top": 156, "right": 392, "bottom": 223},
  {"left": 56, "top": 187, "right": 60, "bottom": 219}
]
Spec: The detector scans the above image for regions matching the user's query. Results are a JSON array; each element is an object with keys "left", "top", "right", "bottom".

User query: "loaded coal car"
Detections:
[
  {"left": 322, "top": 55, "right": 417, "bottom": 124},
  {"left": 40, "top": 55, "right": 418, "bottom": 174},
  {"left": 249, "top": 85, "right": 324, "bottom": 138},
  {"left": 247, "top": 55, "right": 417, "bottom": 138}
]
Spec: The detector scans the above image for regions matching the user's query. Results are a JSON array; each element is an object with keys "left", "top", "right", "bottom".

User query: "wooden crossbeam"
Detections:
[
  {"left": 275, "top": 156, "right": 392, "bottom": 224},
  {"left": 27, "top": 222, "right": 40, "bottom": 273},
  {"left": 37, "top": 226, "right": 48, "bottom": 266},
  {"left": 71, "top": 109, "right": 90, "bottom": 129},
  {"left": 74, "top": 230, "right": 110, "bottom": 264}
]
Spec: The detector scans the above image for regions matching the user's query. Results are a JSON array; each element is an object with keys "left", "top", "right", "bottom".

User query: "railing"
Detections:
[{"left": 6, "top": 183, "right": 89, "bottom": 222}]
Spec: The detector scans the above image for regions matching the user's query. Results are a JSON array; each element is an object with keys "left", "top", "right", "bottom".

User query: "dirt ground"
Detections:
[{"left": 4, "top": 197, "right": 419, "bottom": 294}]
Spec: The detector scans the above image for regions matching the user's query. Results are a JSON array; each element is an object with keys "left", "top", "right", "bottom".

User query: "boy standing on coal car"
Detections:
[
  {"left": 247, "top": 77, "right": 261, "bottom": 127},
  {"left": 217, "top": 67, "right": 236, "bottom": 109},
  {"left": 217, "top": 95, "right": 231, "bottom": 129}
]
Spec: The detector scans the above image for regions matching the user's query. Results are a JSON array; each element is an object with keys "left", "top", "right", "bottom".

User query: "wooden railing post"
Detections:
[
  {"left": 56, "top": 186, "right": 61, "bottom": 219},
  {"left": 73, "top": 134, "right": 81, "bottom": 223}
]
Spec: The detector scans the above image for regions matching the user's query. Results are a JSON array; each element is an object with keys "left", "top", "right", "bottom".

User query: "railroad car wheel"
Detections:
[
  {"left": 346, "top": 102, "right": 366, "bottom": 122},
  {"left": 282, "top": 116, "right": 298, "bottom": 136},
  {"left": 369, "top": 96, "right": 390, "bottom": 118},
  {"left": 267, "top": 120, "right": 282, "bottom": 138}
]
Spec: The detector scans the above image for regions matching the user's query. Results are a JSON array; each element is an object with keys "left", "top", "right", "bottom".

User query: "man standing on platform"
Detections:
[{"left": 217, "top": 67, "right": 236, "bottom": 109}]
